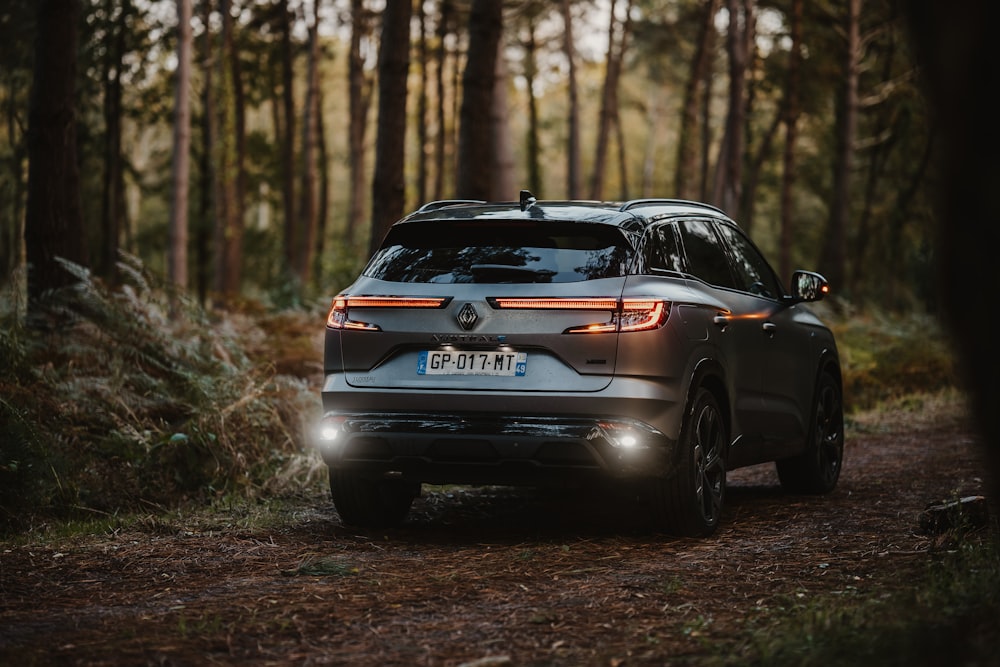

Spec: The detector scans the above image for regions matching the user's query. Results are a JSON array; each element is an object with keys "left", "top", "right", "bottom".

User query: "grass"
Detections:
[{"left": 734, "top": 533, "right": 1000, "bottom": 666}]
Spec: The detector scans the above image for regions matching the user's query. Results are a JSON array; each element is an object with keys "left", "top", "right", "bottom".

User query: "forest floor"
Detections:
[{"left": 1, "top": 392, "right": 997, "bottom": 666}]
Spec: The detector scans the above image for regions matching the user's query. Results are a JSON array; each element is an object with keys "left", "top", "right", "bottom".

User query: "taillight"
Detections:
[
  {"left": 326, "top": 295, "right": 450, "bottom": 331},
  {"left": 488, "top": 297, "right": 669, "bottom": 333}
]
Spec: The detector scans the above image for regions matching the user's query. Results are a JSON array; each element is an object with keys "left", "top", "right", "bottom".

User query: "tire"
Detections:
[
  {"left": 650, "top": 388, "right": 727, "bottom": 537},
  {"left": 776, "top": 370, "right": 844, "bottom": 494},
  {"left": 328, "top": 467, "right": 419, "bottom": 528}
]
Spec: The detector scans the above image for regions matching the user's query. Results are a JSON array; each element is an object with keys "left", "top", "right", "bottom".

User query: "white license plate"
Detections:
[{"left": 417, "top": 350, "right": 527, "bottom": 376}]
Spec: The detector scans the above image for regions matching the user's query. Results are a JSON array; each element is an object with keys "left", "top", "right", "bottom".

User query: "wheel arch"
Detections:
[{"left": 686, "top": 358, "right": 732, "bottom": 447}]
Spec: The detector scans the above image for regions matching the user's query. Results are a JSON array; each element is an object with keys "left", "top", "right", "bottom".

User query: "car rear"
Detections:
[{"left": 318, "top": 204, "right": 694, "bottom": 525}]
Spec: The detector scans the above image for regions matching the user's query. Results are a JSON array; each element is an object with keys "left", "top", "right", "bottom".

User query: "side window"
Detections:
[
  {"left": 678, "top": 219, "right": 737, "bottom": 289},
  {"left": 643, "top": 223, "right": 684, "bottom": 274},
  {"left": 715, "top": 222, "right": 784, "bottom": 299}
]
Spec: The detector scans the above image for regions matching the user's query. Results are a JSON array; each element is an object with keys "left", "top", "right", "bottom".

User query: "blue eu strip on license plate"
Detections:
[{"left": 418, "top": 350, "right": 527, "bottom": 376}]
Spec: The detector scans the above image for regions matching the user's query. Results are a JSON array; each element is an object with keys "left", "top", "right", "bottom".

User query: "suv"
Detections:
[{"left": 318, "top": 192, "right": 843, "bottom": 536}]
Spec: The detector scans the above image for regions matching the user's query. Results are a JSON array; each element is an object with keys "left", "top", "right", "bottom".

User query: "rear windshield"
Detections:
[{"left": 363, "top": 220, "right": 632, "bottom": 284}]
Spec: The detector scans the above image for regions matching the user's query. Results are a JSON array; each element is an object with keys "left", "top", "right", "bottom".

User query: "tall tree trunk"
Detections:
[
  {"left": 213, "top": 0, "right": 246, "bottom": 300},
  {"left": 279, "top": 0, "right": 296, "bottom": 270},
  {"left": 416, "top": 2, "right": 429, "bottom": 205},
  {"left": 99, "top": 0, "right": 129, "bottom": 282},
  {"left": 168, "top": 0, "right": 193, "bottom": 291},
  {"left": 196, "top": 0, "right": 215, "bottom": 305},
  {"left": 294, "top": 5, "right": 320, "bottom": 287},
  {"left": 522, "top": 12, "right": 542, "bottom": 196},
  {"left": 314, "top": 86, "right": 329, "bottom": 285},
  {"left": 560, "top": 0, "right": 581, "bottom": 199},
  {"left": 368, "top": 0, "right": 413, "bottom": 256},
  {"left": 433, "top": 0, "right": 454, "bottom": 200},
  {"left": 24, "top": 0, "right": 87, "bottom": 306},
  {"left": 820, "top": 0, "right": 859, "bottom": 292},
  {"left": 491, "top": 45, "right": 514, "bottom": 200},
  {"left": 676, "top": 0, "right": 720, "bottom": 200},
  {"left": 456, "top": 0, "right": 502, "bottom": 200},
  {"left": 348, "top": 0, "right": 373, "bottom": 245},
  {"left": 589, "top": 0, "right": 633, "bottom": 201},
  {"left": 778, "top": 0, "right": 803, "bottom": 281},
  {"left": 711, "top": 0, "right": 752, "bottom": 214}
]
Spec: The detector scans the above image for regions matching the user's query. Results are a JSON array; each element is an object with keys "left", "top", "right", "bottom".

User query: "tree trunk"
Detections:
[
  {"left": 589, "top": 0, "right": 633, "bottom": 201},
  {"left": 279, "top": 0, "right": 296, "bottom": 270},
  {"left": 368, "top": 0, "right": 413, "bottom": 256},
  {"left": 675, "top": 0, "right": 720, "bottom": 200},
  {"left": 416, "top": 2, "right": 429, "bottom": 206},
  {"left": 778, "top": 0, "right": 803, "bottom": 281},
  {"left": 294, "top": 6, "right": 320, "bottom": 287},
  {"left": 491, "top": 45, "right": 514, "bottom": 201},
  {"left": 711, "top": 0, "right": 752, "bottom": 214},
  {"left": 820, "top": 0, "right": 859, "bottom": 292},
  {"left": 348, "top": 0, "right": 373, "bottom": 245},
  {"left": 24, "top": 0, "right": 87, "bottom": 305},
  {"left": 314, "top": 85, "right": 329, "bottom": 286},
  {"left": 99, "top": 0, "right": 129, "bottom": 282},
  {"left": 433, "top": 0, "right": 454, "bottom": 200},
  {"left": 168, "top": 0, "right": 193, "bottom": 291},
  {"left": 560, "top": 0, "right": 581, "bottom": 199},
  {"left": 522, "top": 12, "right": 542, "bottom": 196},
  {"left": 213, "top": 0, "right": 246, "bottom": 300},
  {"left": 456, "top": 0, "right": 502, "bottom": 200},
  {"left": 196, "top": 0, "right": 215, "bottom": 305}
]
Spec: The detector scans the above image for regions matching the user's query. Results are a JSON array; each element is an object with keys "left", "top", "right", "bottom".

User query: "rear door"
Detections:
[{"left": 333, "top": 219, "right": 633, "bottom": 393}]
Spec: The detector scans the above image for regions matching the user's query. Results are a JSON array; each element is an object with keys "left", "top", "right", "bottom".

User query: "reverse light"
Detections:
[{"left": 326, "top": 295, "right": 450, "bottom": 330}]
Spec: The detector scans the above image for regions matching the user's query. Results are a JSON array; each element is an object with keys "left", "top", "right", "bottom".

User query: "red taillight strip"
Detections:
[
  {"left": 489, "top": 297, "right": 619, "bottom": 310},
  {"left": 340, "top": 296, "right": 449, "bottom": 309},
  {"left": 326, "top": 295, "right": 450, "bottom": 330},
  {"left": 488, "top": 296, "right": 669, "bottom": 333}
]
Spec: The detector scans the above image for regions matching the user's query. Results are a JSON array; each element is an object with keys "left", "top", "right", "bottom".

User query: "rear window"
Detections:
[{"left": 363, "top": 220, "right": 632, "bottom": 284}]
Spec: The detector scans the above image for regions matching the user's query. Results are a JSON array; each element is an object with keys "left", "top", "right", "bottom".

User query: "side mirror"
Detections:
[{"left": 790, "top": 270, "right": 830, "bottom": 302}]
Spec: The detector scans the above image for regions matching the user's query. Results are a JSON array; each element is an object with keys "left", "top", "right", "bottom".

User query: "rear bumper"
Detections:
[{"left": 316, "top": 411, "right": 677, "bottom": 485}]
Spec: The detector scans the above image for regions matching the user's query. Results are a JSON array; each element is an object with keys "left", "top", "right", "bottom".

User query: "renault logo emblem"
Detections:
[{"left": 457, "top": 303, "right": 479, "bottom": 330}]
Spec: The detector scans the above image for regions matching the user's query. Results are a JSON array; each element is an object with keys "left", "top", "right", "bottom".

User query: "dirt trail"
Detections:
[{"left": 0, "top": 396, "right": 991, "bottom": 666}]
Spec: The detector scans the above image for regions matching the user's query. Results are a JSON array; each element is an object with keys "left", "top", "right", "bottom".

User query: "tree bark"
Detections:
[
  {"left": 491, "top": 45, "right": 515, "bottom": 201},
  {"left": 99, "top": 0, "right": 129, "bottom": 282},
  {"left": 433, "top": 0, "right": 454, "bottom": 200},
  {"left": 560, "top": 0, "right": 581, "bottom": 199},
  {"left": 368, "top": 0, "right": 413, "bottom": 256},
  {"left": 24, "top": 0, "right": 87, "bottom": 305},
  {"left": 168, "top": 0, "right": 193, "bottom": 290},
  {"left": 711, "top": 0, "right": 752, "bottom": 214},
  {"left": 294, "top": 5, "right": 320, "bottom": 287},
  {"left": 279, "top": 0, "right": 296, "bottom": 270},
  {"left": 675, "top": 0, "right": 720, "bottom": 200},
  {"left": 778, "top": 0, "right": 803, "bottom": 281},
  {"left": 589, "top": 0, "right": 632, "bottom": 201},
  {"left": 348, "top": 0, "right": 373, "bottom": 245},
  {"left": 456, "top": 0, "right": 502, "bottom": 200},
  {"left": 521, "top": 11, "right": 542, "bottom": 196},
  {"left": 820, "top": 0, "right": 859, "bottom": 292}
]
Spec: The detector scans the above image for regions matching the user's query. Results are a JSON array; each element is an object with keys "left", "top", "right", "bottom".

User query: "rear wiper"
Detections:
[{"left": 470, "top": 264, "right": 557, "bottom": 283}]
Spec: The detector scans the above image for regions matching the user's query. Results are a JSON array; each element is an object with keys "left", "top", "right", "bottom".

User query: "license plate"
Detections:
[{"left": 417, "top": 350, "right": 527, "bottom": 376}]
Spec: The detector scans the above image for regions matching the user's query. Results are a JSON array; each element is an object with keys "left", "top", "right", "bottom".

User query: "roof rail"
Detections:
[
  {"left": 618, "top": 198, "right": 726, "bottom": 215},
  {"left": 414, "top": 199, "right": 487, "bottom": 213}
]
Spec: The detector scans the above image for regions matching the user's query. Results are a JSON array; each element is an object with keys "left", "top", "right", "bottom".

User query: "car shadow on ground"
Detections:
[{"left": 294, "top": 472, "right": 802, "bottom": 546}]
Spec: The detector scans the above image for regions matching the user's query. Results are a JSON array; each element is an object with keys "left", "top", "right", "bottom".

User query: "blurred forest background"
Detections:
[
  {"left": 1, "top": 0, "right": 934, "bottom": 310},
  {"left": 1, "top": 0, "right": 956, "bottom": 525}
]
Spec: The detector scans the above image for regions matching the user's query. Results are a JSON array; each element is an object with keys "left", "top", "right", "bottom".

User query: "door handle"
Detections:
[{"left": 762, "top": 322, "right": 777, "bottom": 337}]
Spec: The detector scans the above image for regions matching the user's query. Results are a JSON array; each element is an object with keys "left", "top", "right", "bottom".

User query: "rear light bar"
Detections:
[
  {"left": 326, "top": 295, "right": 450, "bottom": 330},
  {"left": 489, "top": 297, "right": 669, "bottom": 333}
]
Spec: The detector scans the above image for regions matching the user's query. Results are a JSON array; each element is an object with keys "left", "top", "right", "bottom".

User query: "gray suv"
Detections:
[{"left": 318, "top": 193, "right": 843, "bottom": 536}]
